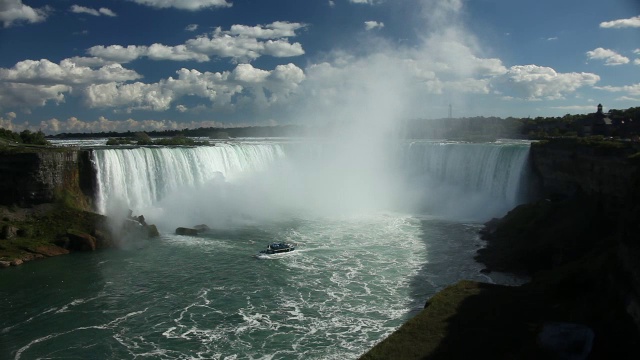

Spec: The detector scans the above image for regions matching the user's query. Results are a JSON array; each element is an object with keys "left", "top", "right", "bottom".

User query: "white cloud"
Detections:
[
  {"left": 328, "top": 1, "right": 335, "bottom": 7},
  {"left": 185, "top": 24, "right": 198, "bottom": 31},
  {"left": 0, "top": 0, "right": 50, "bottom": 28},
  {"left": 228, "top": 22, "right": 306, "bottom": 39},
  {"left": 82, "top": 63, "right": 305, "bottom": 112},
  {"left": 599, "top": 15, "right": 640, "bottom": 29},
  {"left": 0, "top": 112, "right": 18, "bottom": 131},
  {"left": 88, "top": 44, "right": 210, "bottom": 63},
  {"left": 586, "top": 48, "right": 630, "bottom": 66},
  {"left": 547, "top": 37, "right": 558, "bottom": 41},
  {"left": 70, "top": 5, "right": 116, "bottom": 17},
  {"left": 88, "top": 22, "right": 305, "bottom": 64},
  {"left": 349, "top": 0, "right": 382, "bottom": 4},
  {"left": 493, "top": 65, "right": 600, "bottom": 100},
  {"left": 64, "top": 56, "right": 117, "bottom": 68},
  {"left": 130, "top": 0, "right": 232, "bottom": 10},
  {"left": 185, "top": 31, "right": 304, "bottom": 63},
  {"left": 0, "top": 59, "right": 142, "bottom": 85},
  {"left": 0, "top": 83, "right": 70, "bottom": 109},
  {"left": 595, "top": 83, "right": 640, "bottom": 96},
  {"left": 0, "top": 59, "right": 142, "bottom": 109},
  {"left": 364, "top": 21, "right": 384, "bottom": 31},
  {"left": 146, "top": 43, "right": 210, "bottom": 62},
  {"left": 87, "top": 45, "right": 147, "bottom": 63},
  {"left": 99, "top": 8, "right": 117, "bottom": 17},
  {"left": 635, "top": 59, "right": 640, "bottom": 66}
]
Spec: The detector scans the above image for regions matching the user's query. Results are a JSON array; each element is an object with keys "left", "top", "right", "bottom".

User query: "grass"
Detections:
[{"left": 0, "top": 204, "right": 107, "bottom": 262}]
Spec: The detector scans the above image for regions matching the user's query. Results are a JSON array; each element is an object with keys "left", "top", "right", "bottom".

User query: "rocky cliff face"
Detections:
[
  {"left": 527, "top": 138, "right": 640, "bottom": 333},
  {"left": 0, "top": 148, "right": 95, "bottom": 207},
  {"left": 529, "top": 139, "right": 640, "bottom": 212}
]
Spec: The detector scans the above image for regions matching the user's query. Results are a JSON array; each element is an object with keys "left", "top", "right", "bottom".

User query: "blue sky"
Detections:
[{"left": 0, "top": 0, "right": 639, "bottom": 134}]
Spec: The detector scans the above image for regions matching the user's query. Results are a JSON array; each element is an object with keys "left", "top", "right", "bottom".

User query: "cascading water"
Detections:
[
  {"left": 92, "top": 139, "right": 531, "bottom": 222},
  {"left": 396, "top": 140, "right": 531, "bottom": 219},
  {"left": 92, "top": 142, "right": 285, "bottom": 215}
]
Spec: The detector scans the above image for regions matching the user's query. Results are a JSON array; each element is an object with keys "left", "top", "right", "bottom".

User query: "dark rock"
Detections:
[
  {"left": 193, "top": 224, "right": 210, "bottom": 233},
  {"left": 479, "top": 217, "right": 500, "bottom": 238},
  {"left": 147, "top": 224, "right": 160, "bottom": 238},
  {"left": 10, "top": 259, "right": 23, "bottom": 266},
  {"left": 66, "top": 230, "right": 97, "bottom": 251},
  {"left": 32, "top": 245, "right": 70, "bottom": 257},
  {"left": 1, "top": 225, "right": 19, "bottom": 240},
  {"left": 537, "top": 322, "right": 594, "bottom": 360},
  {"left": 54, "top": 236, "right": 70, "bottom": 249},
  {"left": 0, "top": 260, "right": 10, "bottom": 268},
  {"left": 176, "top": 227, "right": 199, "bottom": 236},
  {"left": 92, "top": 228, "right": 114, "bottom": 248}
]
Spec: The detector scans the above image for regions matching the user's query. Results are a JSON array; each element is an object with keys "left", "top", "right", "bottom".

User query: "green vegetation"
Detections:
[
  {"left": 105, "top": 132, "right": 209, "bottom": 146},
  {"left": 0, "top": 128, "right": 50, "bottom": 146},
  {"left": 0, "top": 204, "right": 107, "bottom": 262},
  {"left": 106, "top": 137, "right": 134, "bottom": 145},
  {"left": 153, "top": 134, "right": 208, "bottom": 146}
]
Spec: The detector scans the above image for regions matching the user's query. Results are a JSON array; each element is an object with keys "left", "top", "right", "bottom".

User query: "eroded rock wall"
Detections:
[
  {"left": 0, "top": 149, "right": 95, "bottom": 207},
  {"left": 529, "top": 139, "right": 640, "bottom": 212}
]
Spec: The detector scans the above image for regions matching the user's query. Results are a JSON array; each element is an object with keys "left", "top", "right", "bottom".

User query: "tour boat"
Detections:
[{"left": 260, "top": 242, "right": 295, "bottom": 254}]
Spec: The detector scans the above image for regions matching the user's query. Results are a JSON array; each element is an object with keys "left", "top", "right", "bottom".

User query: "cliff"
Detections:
[
  {"left": 529, "top": 138, "right": 640, "bottom": 212},
  {"left": 0, "top": 147, "right": 95, "bottom": 207}
]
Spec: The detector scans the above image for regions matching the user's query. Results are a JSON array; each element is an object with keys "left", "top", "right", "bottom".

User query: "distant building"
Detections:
[{"left": 581, "top": 104, "right": 612, "bottom": 136}]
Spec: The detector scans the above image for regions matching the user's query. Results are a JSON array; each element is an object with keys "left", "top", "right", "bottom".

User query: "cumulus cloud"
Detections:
[
  {"left": 600, "top": 15, "right": 640, "bottom": 29},
  {"left": 0, "top": 0, "right": 50, "bottom": 28},
  {"left": 228, "top": 21, "right": 306, "bottom": 39},
  {"left": 83, "top": 63, "right": 305, "bottom": 112},
  {"left": 364, "top": 21, "right": 384, "bottom": 31},
  {"left": 0, "top": 59, "right": 142, "bottom": 85},
  {"left": 70, "top": 5, "right": 117, "bottom": 17},
  {"left": 130, "top": 0, "right": 232, "bottom": 10},
  {"left": 0, "top": 112, "right": 18, "bottom": 131},
  {"left": 185, "top": 24, "right": 198, "bottom": 31},
  {"left": 595, "top": 83, "right": 640, "bottom": 96},
  {"left": 0, "top": 59, "right": 143, "bottom": 109},
  {"left": 88, "top": 22, "right": 305, "bottom": 64},
  {"left": 492, "top": 65, "right": 600, "bottom": 100},
  {"left": 586, "top": 48, "right": 630, "bottom": 66},
  {"left": 0, "top": 82, "right": 70, "bottom": 109}
]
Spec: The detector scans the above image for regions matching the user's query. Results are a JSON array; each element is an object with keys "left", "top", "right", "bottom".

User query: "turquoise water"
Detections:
[
  {"left": 1, "top": 140, "right": 529, "bottom": 359},
  {"left": 1, "top": 213, "right": 521, "bottom": 359}
]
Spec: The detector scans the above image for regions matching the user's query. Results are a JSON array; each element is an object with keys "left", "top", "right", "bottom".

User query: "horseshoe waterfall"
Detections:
[{"left": 3, "top": 139, "right": 531, "bottom": 360}]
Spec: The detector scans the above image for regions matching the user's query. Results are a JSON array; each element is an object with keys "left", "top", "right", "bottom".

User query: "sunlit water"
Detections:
[{"left": 1, "top": 139, "right": 529, "bottom": 359}]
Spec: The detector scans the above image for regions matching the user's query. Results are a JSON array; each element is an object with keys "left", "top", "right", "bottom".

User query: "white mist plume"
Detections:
[{"left": 96, "top": 0, "right": 527, "bottom": 229}]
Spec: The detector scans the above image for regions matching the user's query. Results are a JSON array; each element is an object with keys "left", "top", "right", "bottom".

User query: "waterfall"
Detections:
[
  {"left": 90, "top": 140, "right": 531, "bottom": 222},
  {"left": 91, "top": 143, "right": 285, "bottom": 215},
  {"left": 397, "top": 140, "right": 531, "bottom": 218}
]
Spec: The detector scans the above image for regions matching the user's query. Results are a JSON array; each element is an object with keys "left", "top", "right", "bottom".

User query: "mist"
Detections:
[{"left": 95, "top": 0, "right": 525, "bottom": 230}]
